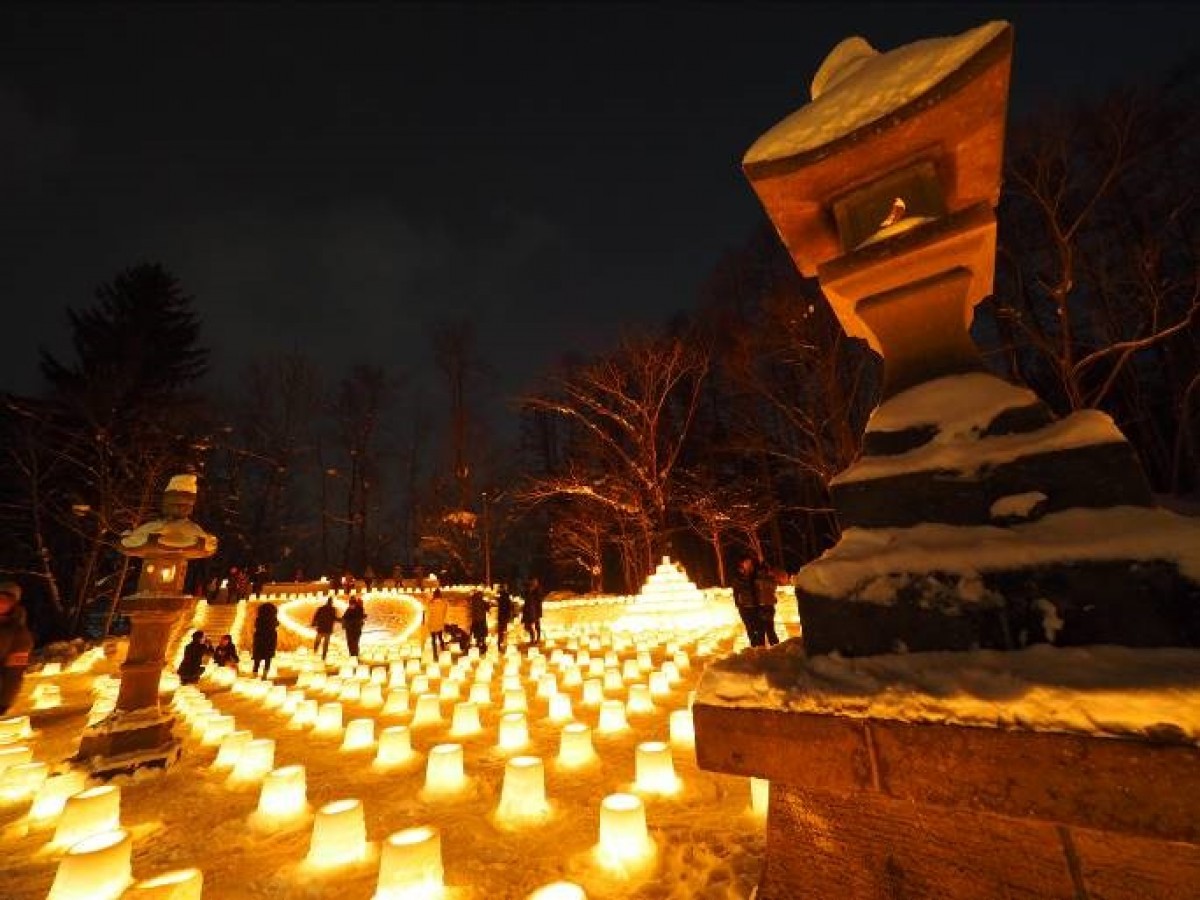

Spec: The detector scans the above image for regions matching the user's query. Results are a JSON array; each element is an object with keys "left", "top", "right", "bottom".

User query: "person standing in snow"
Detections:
[
  {"left": 0, "top": 581, "right": 33, "bottom": 715},
  {"left": 468, "top": 589, "right": 491, "bottom": 653},
  {"left": 495, "top": 583, "right": 514, "bottom": 650},
  {"left": 311, "top": 597, "right": 339, "bottom": 660},
  {"left": 755, "top": 560, "right": 781, "bottom": 647},
  {"left": 252, "top": 602, "right": 279, "bottom": 678},
  {"left": 341, "top": 594, "right": 367, "bottom": 658},
  {"left": 522, "top": 577, "right": 544, "bottom": 644},
  {"left": 731, "top": 556, "right": 765, "bottom": 647}
]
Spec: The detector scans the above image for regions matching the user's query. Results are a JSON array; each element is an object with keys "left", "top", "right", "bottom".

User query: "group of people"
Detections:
[
  {"left": 420, "top": 577, "right": 544, "bottom": 660},
  {"left": 176, "top": 599, "right": 282, "bottom": 684},
  {"left": 311, "top": 594, "right": 366, "bottom": 660},
  {"left": 731, "top": 555, "right": 781, "bottom": 648}
]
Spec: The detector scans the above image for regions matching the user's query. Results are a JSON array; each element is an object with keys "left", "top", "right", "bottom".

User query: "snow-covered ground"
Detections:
[{"left": 1, "top": 602, "right": 784, "bottom": 900}]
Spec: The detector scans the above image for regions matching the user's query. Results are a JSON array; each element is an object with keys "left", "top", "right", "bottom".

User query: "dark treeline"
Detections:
[{"left": 2, "top": 68, "right": 1196, "bottom": 644}]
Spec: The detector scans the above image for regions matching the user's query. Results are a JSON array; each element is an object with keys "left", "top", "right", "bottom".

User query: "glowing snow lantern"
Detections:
[
  {"left": 212, "top": 730, "right": 252, "bottom": 769},
  {"left": 124, "top": 867, "right": 204, "bottom": 900},
  {"left": 338, "top": 681, "right": 362, "bottom": 704},
  {"left": 0, "top": 759, "right": 48, "bottom": 801},
  {"left": 581, "top": 679, "right": 604, "bottom": 707},
  {"left": 410, "top": 675, "right": 430, "bottom": 695},
  {"left": 201, "top": 714, "right": 235, "bottom": 747},
  {"left": 496, "top": 712, "right": 529, "bottom": 751},
  {"left": 528, "top": 883, "right": 587, "bottom": 900},
  {"left": 561, "top": 666, "right": 582, "bottom": 690},
  {"left": 0, "top": 714, "right": 32, "bottom": 743},
  {"left": 0, "top": 743, "right": 33, "bottom": 775},
  {"left": 264, "top": 684, "right": 288, "bottom": 708},
  {"left": 468, "top": 682, "right": 491, "bottom": 706},
  {"left": 256, "top": 764, "right": 309, "bottom": 821},
  {"left": 626, "top": 684, "right": 655, "bottom": 715},
  {"left": 230, "top": 738, "right": 275, "bottom": 783},
  {"left": 634, "top": 742, "right": 679, "bottom": 794},
  {"left": 31, "top": 682, "right": 62, "bottom": 709},
  {"left": 341, "top": 718, "right": 377, "bottom": 751},
  {"left": 382, "top": 688, "right": 410, "bottom": 717},
  {"left": 306, "top": 798, "right": 367, "bottom": 867},
  {"left": 373, "top": 725, "right": 415, "bottom": 770},
  {"left": 621, "top": 660, "right": 640, "bottom": 682},
  {"left": 28, "top": 770, "right": 88, "bottom": 824},
  {"left": 596, "top": 700, "right": 628, "bottom": 734},
  {"left": 449, "top": 702, "right": 482, "bottom": 737},
  {"left": 602, "top": 669, "right": 624, "bottom": 694},
  {"left": 750, "top": 777, "right": 770, "bottom": 817},
  {"left": 313, "top": 703, "right": 345, "bottom": 737},
  {"left": 290, "top": 699, "right": 319, "bottom": 729},
  {"left": 424, "top": 743, "right": 466, "bottom": 793},
  {"left": 660, "top": 661, "right": 682, "bottom": 685},
  {"left": 410, "top": 694, "right": 443, "bottom": 727},
  {"left": 361, "top": 683, "right": 385, "bottom": 708},
  {"left": 53, "top": 784, "right": 120, "bottom": 848},
  {"left": 502, "top": 688, "right": 528, "bottom": 713},
  {"left": 375, "top": 825, "right": 443, "bottom": 899},
  {"left": 648, "top": 672, "right": 670, "bottom": 697},
  {"left": 47, "top": 828, "right": 132, "bottom": 900},
  {"left": 370, "top": 667, "right": 387, "bottom": 685},
  {"left": 496, "top": 755, "right": 549, "bottom": 822},
  {"left": 547, "top": 693, "right": 573, "bottom": 723},
  {"left": 669, "top": 709, "right": 695, "bottom": 748},
  {"left": 557, "top": 723, "right": 596, "bottom": 768},
  {"left": 597, "top": 793, "right": 652, "bottom": 867}
]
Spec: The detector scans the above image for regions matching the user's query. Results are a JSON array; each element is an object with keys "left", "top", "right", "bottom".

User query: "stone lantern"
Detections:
[
  {"left": 75, "top": 474, "right": 217, "bottom": 777},
  {"left": 694, "top": 20, "right": 1200, "bottom": 899}
]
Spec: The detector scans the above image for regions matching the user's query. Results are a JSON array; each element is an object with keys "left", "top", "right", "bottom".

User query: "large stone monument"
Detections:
[
  {"left": 694, "top": 20, "right": 1200, "bottom": 899},
  {"left": 75, "top": 474, "right": 218, "bottom": 777}
]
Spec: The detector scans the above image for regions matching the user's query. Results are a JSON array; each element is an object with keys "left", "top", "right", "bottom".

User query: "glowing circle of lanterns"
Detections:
[
  {"left": 375, "top": 825, "right": 443, "bottom": 899},
  {"left": 597, "top": 793, "right": 652, "bottom": 867},
  {"left": 307, "top": 797, "right": 368, "bottom": 867},
  {"left": 496, "top": 755, "right": 549, "bottom": 823},
  {"left": 48, "top": 828, "right": 132, "bottom": 900},
  {"left": 53, "top": 784, "right": 120, "bottom": 848}
]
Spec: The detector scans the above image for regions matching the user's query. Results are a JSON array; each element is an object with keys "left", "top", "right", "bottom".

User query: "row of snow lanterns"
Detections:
[
  {"left": 169, "top": 624, "right": 754, "bottom": 895},
  {"left": 0, "top": 714, "right": 204, "bottom": 900}
]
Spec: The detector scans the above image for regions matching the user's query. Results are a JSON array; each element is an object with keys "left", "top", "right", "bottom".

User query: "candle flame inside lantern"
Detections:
[
  {"left": 48, "top": 828, "right": 132, "bottom": 900},
  {"left": 375, "top": 825, "right": 443, "bottom": 899},
  {"left": 306, "top": 797, "right": 367, "bottom": 868}
]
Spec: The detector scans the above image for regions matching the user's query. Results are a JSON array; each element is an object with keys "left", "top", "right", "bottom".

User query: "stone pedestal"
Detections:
[
  {"left": 75, "top": 594, "right": 192, "bottom": 778},
  {"left": 695, "top": 701, "right": 1199, "bottom": 899}
]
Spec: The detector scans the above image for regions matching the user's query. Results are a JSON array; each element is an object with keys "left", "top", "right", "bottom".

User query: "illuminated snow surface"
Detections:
[{"left": 2, "top": 592, "right": 790, "bottom": 900}]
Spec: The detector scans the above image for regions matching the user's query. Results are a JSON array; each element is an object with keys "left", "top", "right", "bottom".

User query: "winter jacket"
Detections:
[
  {"left": 0, "top": 604, "right": 33, "bottom": 713},
  {"left": 426, "top": 595, "right": 448, "bottom": 632},
  {"left": 312, "top": 601, "right": 339, "bottom": 635},
  {"left": 521, "top": 586, "right": 544, "bottom": 624},
  {"left": 341, "top": 602, "right": 366, "bottom": 635},
  {"left": 469, "top": 592, "right": 490, "bottom": 627},
  {"left": 212, "top": 641, "right": 240, "bottom": 667},
  {"left": 731, "top": 568, "right": 759, "bottom": 608},
  {"left": 253, "top": 605, "right": 279, "bottom": 659},
  {"left": 496, "top": 590, "right": 514, "bottom": 623},
  {"left": 177, "top": 639, "right": 212, "bottom": 683}
]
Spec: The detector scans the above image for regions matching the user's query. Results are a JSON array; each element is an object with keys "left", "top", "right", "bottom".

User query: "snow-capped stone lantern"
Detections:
[
  {"left": 695, "top": 20, "right": 1200, "bottom": 899},
  {"left": 75, "top": 474, "right": 217, "bottom": 777}
]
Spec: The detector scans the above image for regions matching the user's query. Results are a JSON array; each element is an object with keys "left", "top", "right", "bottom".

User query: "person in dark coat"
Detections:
[
  {"left": 731, "top": 556, "right": 765, "bottom": 647},
  {"left": 312, "top": 597, "right": 339, "bottom": 660},
  {"left": 522, "top": 577, "right": 544, "bottom": 644},
  {"left": 755, "top": 560, "right": 781, "bottom": 647},
  {"left": 252, "top": 602, "right": 279, "bottom": 678},
  {"left": 177, "top": 630, "right": 213, "bottom": 685},
  {"left": 212, "top": 633, "right": 240, "bottom": 669},
  {"left": 468, "top": 590, "right": 491, "bottom": 653},
  {"left": 0, "top": 581, "right": 33, "bottom": 715},
  {"left": 341, "top": 595, "right": 366, "bottom": 658},
  {"left": 495, "top": 584, "right": 514, "bottom": 650}
]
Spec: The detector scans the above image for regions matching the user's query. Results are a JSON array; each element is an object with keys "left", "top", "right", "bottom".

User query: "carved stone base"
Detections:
[
  {"left": 695, "top": 703, "right": 1199, "bottom": 899},
  {"left": 74, "top": 708, "right": 183, "bottom": 779}
]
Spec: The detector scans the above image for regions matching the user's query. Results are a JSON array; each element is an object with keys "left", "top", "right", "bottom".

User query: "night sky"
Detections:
[{"left": 2, "top": 2, "right": 1195, "bottom": 410}]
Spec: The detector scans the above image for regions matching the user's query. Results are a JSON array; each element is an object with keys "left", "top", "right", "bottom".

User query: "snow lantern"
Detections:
[
  {"left": 375, "top": 825, "right": 443, "bottom": 898},
  {"left": 256, "top": 764, "right": 309, "bottom": 821},
  {"left": 423, "top": 743, "right": 466, "bottom": 794},
  {"left": 53, "top": 784, "right": 120, "bottom": 848},
  {"left": 634, "top": 741, "right": 680, "bottom": 795},
  {"left": 596, "top": 793, "right": 653, "bottom": 867},
  {"left": 124, "top": 866, "right": 204, "bottom": 900},
  {"left": 341, "top": 718, "right": 377, "bottom": 751},
  {"left": 557, "top": 723, "right": 596, "bottom": 769},
  {"left": 48, "top": 828, "right": 132, "bottom": 900},
  {"left": 306, "top": 797, "right": 367, "bottom": 867},
  {"left": 496, "top": 755, "right": 550, "bottom": 823}
]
